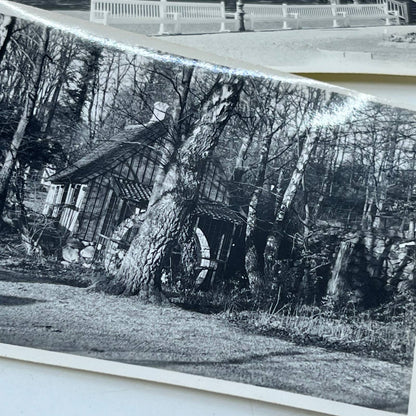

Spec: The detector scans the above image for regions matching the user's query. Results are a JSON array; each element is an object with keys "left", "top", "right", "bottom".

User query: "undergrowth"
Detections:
[
  {"left": 0, "top": 232, "right": 96, "bottom": 287},
  {"left": 2, "top": 231, "right": 414, "bottom": 365},
  {"left": 226, "top": 301, "right": 416, "bottom": 365}
]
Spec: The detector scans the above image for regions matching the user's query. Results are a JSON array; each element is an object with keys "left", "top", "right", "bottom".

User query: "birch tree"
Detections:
[
  {"left": 263, "top": 89, "right": 333, "bottom": 287},
  {"left": 243, "top": 80, "right": 287, "bottom": 294}
]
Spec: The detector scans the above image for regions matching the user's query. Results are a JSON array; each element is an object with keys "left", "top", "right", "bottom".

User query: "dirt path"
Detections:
[{"left": 0, "top": 277, "right": 411, "bottom": 413}]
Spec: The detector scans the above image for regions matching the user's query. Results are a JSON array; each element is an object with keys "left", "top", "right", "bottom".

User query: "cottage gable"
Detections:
[{"left": 43, "top": 115, "right": 244, "bottom": 286}]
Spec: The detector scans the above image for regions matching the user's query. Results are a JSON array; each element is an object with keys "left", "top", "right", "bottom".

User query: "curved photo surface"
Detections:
[{"left": 0, "top": 4, "right": 415, "bottom": 415}]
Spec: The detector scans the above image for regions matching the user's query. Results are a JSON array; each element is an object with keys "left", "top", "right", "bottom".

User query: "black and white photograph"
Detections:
[
  {"left": 9, "top": 0, "right": 416, "bottom": 75},
  {"left": 0, "top": 6, "right": 415, "bottom": 416}
]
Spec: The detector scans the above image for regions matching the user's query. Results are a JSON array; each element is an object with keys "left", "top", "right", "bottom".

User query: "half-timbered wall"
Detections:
[
  {"left": 49, "top": 142, "right": 231, "bottom": 245},
  {"left": 76, "top": 176, "right": 111, "bottom": 241}
]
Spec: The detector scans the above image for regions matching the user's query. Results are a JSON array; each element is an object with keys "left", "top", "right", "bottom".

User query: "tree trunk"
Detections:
[
  {"left": 264, "top": 132, "right": 318, "bottom": 281},
  {"left": 245, "top": 188, "right": 263, "bottom": 294},
  {"left": 326, "top": 237, "right": 358, "bottom": 305},
  {"left": 0, "top": 27, "right": 50, "bottom": 220},
  {"left": 0, "top": 15, "right": 15, "bottom": 66},
  {"left": 178, "top": 216, "right": 199, "bottom": 285},
  {"left": 229, "top": 132, "right": 254, "bottom": 212},
  {"left": 113, "top": 77, "right": 243, "bottom": 300},
  {"left": 41, "top": 40, "right": 75, "bottom": 135},
  {"left": 148, "top": 67, "right": 194, "bottom": 205},
  {"left": 245, "top": 131, "right": 273, "bottom": 295},
  {"left": 73, "top": 45, "right": 102, "bottom": 124},
  {"left": 313, "top": 149, "right": 334, "bottom": 219},
  {"left": 373, "top": 125, "right": 398, "bottom": 230},
  {"left": 13, "top": 164, "right": 42, "bottom": 255},
  {"left": 361, "top": 172, "right": 375, "bottom": 231}
]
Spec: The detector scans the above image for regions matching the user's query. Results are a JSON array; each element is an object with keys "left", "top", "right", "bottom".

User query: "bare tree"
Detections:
[
  {"left": 112, "top": 73, "right": 243, "bottom": 301},
  {"left": 0, "top": 25, "right": 50, "bottom": 221},
  {"left": 243, "top": 80, "right": 287, "bottom": 294},
  {"left": 263, "top": 89, "right": 333, "bottom": 289},
  {"left": 0, "top": 14, "right": 15, "bottom": 66}
]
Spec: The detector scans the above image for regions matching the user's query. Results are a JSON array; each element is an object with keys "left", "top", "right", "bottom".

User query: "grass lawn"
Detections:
[
  {"left": 0, "top": 233, "right": 413, "bottom": 414},
  {"left": 0, "top": 277, "right": 413, "bottom": 413},
  {"left": 0, "top": 235, "right": 414, "bottom": 413}
]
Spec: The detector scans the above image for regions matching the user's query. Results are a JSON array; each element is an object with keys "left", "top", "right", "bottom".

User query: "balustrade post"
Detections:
[
  {"left": 103, "top": 10, "right": 109, "bottom": 25},
  {"left": 159, "top": 0, "right": 167, "bottom": 35},
  {"left": 220, "top": 1, "right": 227, "bottom": 32},
  {"left": 89, "top": 0, "right": 95, "bottom": 22},
  {"left": 282, "top": 3, "right": 290, "bottom": 29},
  {"left": 236, "top": 0, "right": 245, "bottom": 32},
  {"left": 331, "top": 1, "right": 340, "bottom": 27},
  {"left": 174, "top": 13, "right": 181, "bottom": 34},
  {"left": 384, "top": 3, "right": 392, "bottom": 25}
]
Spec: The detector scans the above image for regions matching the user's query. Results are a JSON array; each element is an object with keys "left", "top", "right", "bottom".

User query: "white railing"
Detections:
[
  {"left": 90, "top": 0, "right": 161, "bottom": 24},
  {"left": 244, "top": 4, "right": 285, "bottom": 18},
  {"left": 377, "top": 0, "right": 409, "bottom": 22},
  {"left": 90, "top": 0, "right": 403, "bottom": 34},
  {"left": 90, "top": 0, "right": 227, "bottom": 33},
  {"left": 336, "top": 4, "right": 390, "bottom": 18},
  {"left": 245, "top": 2, "right": 401, "bottom": 29}
]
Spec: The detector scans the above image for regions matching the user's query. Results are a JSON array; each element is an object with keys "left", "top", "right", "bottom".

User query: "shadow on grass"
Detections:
[
  {"left": 0, "top": 268, "right": 90, "bottom": 288},
  {"left": 123, "top": 350, "right": 305, "bottom": 368},
  {"left": 0, "top": 294, "right": 46, "bottom": 306}
]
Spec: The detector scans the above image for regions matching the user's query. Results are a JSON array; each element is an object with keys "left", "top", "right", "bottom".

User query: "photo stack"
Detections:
[{"left": 0, "top": 2, "right": 414, "bottom": 415}]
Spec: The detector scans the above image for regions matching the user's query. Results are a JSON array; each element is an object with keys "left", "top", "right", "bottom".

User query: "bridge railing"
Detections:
[
  {"left": 90, "top": 0, "right": 161, "bottom": 24},
  {"left": 286, "top": 5, "right": 339, "bottom": 19}
]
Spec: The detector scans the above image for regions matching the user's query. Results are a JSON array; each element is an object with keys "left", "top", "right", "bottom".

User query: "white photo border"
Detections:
[{"left": 0, "top": 342, "right": 414, "bottom": 416}]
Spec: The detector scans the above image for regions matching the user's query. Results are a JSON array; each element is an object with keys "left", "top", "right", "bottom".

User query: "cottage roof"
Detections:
[
  {"left": 111, "top": 176, "right": 244, "bottom": 225},
  {"left": 112, "top": 176, "right": 152, "bottom": 203},
  {"left": 49, "top": 121, "right": 168, "bottom": 183},
  {"left": 195, "top": 200, "right": 244, "bottom": 225}
]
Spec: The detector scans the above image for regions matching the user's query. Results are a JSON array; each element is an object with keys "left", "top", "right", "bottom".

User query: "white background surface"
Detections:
[
  {"left": 0, "top": 357, "right": 317, "bottom": 416},
  {"left": 299, "top": 74, "right": 416, "bottom": 112},
  {"left": 0, "top": 4, "right": 414, "bottom": 414}
]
